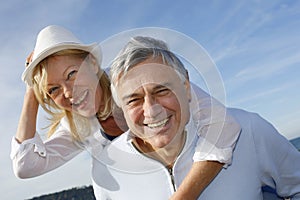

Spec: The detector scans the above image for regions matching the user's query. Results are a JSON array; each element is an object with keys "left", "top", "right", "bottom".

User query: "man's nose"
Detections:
[{"left": 143, "top": 96, "right": 162, "bottom": 118}]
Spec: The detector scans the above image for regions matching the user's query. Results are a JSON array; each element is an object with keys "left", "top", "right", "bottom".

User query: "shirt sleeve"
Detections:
[
  {"left": 251, "top": 112, "right": 300, "bottom": 199},
  {"left": 10, "top": 129, "right": 83, "bottom": 179},
  {"left": 10, "top": 116, "right": 110, "bottom": 179},
  {"left": 189, "top": 83, "right": 241, "bottom": 165}
]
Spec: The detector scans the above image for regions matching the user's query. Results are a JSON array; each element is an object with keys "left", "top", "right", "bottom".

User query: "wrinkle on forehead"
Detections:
[{"left": 118, "top": 63, "right": 180, "bottom": 89}]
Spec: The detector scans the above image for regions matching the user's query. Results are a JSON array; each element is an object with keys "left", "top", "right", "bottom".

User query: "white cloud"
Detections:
[{"left": 234, "top": 52, "right": 300, "bottom": 81}]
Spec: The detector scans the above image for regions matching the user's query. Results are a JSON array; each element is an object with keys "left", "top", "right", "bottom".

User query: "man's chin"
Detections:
[{"left": 148, "top": 136, "right": 171, "bottom": 149}]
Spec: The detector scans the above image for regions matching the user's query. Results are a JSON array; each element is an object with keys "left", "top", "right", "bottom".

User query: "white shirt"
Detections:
[
  {"left": 11, "top": 84, "right": 240, "bottom": 178},
  {"left": 10, "top": 116, "right": 108, "bottom": 178},
  {"left": 92, "top": 108, "right": 300, "bottom": 200}
]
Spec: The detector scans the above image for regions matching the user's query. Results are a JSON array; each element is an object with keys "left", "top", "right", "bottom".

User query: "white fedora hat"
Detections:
[{"left": 22, "top": 25, "right": 101, "bottom": 86}]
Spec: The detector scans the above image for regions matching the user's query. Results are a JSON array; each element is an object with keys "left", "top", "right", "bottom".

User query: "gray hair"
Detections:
[{"left": 109, "top": 36, "right": 188, "bottom": 106}]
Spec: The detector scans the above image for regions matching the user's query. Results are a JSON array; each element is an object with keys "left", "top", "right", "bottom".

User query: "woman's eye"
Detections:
[
  {"left": 67, "top": 70, "right": 77, "bottom": 80},
  {"left": 48, "top": 87, "right": 59, "bottom": 95}
]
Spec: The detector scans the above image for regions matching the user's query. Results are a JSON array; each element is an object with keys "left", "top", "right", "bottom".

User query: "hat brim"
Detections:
[{"left": 22, "top": 42, "right": 101, "bottom": 86}]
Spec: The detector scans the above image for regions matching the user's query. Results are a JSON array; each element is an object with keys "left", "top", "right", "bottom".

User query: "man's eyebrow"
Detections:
[
  {"left": 122, "top": 93, "right": 141, "bottom": 102},
  {"left": 152, "top": 82, "right": 171, "bottom": 90}
]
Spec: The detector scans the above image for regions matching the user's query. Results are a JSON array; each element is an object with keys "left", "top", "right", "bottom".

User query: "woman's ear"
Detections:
[
  {"left": 184, "top": 79, "right": 192, "bottom": 102},
  {"left": 88, "top": 54, "right": 99, "bottom": 74},
  {"left": 184, "top": 70, "right": 192, "bottom": 101}
]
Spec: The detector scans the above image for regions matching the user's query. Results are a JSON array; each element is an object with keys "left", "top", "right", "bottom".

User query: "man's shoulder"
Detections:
[
  {"left": 227, "top": 107, "right": 254, "bottom": 117},
  {"left": 227, "top": 108, "right": 262, "bottom": 125},
  {"left": 227, "top": 108, "right": 283, "bottom": 149}
]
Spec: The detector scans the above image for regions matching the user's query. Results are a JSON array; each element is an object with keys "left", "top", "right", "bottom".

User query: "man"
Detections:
[{"left": 92, "top": 36, "right": 300, "bottom": 199}]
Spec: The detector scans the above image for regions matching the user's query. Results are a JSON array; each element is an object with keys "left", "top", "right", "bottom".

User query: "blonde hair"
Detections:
[{"left": 32, "top": 49, "right": 112, "bottom": 141}]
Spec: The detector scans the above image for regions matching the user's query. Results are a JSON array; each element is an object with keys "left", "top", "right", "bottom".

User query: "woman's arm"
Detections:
[
  {"left": 12, "top": 87, "right": 83, "bottom": 178},
  {"left": 170, "top": 161, "right": 222, "bottom": 200},
  {"left": 189, "top": 83, "right": 241, "bottom": 164},
  {"left": 11, "top": 128, "right": 84, "bottom": 178},
  {"left": 16, "top": 51, "right": 37, "bottom": 143},
  {"left": 15, "top": 87, "right": 38, "bottom": 143},
  {"left": 11, "top": 88, "right": 105, "bottom": 178},
  {"left": 11, "top": 53, "right": 83, "bottom": 178},
  {"left": 170, "top": 83, "right": 241, "bottom": 199}
]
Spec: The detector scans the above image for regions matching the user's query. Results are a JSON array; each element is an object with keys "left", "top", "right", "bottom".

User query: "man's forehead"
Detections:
[
  {"left": 119, "top": 63, "right": 179, "bottom": 84},
  {"left": 116, "top": 65, "right": 175, "bottom": 97}
]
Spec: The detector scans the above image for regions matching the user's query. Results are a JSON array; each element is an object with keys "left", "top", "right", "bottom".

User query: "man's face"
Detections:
[{"left": 115, "top": 57, "right": 191, "bottom": 149}]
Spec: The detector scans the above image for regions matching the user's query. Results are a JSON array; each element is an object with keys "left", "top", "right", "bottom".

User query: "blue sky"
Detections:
[{"left": 1, "top": 0, "right": 300, "bottom": 199}]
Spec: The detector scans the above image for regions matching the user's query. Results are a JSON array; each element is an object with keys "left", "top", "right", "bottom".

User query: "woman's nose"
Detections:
[{"left": 63, "top": 84, "right": 73, "bottom": 99}]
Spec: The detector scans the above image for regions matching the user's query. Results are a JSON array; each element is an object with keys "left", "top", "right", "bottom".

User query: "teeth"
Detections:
[
  {"left": 73, "top": 90, "right": 88, "bottom": 106},
  {"left": 147, "top": 118, "right": 169, "bottom": 128}
]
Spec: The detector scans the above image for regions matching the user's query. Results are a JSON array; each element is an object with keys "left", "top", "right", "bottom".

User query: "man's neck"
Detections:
[{"left": 132, "top": 131, "right": 186, "bottom": 167}]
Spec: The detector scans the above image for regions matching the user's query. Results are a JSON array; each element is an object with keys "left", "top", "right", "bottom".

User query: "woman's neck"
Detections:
[{"left": 99, "top": 115, "right": 127, "bottom": 137}]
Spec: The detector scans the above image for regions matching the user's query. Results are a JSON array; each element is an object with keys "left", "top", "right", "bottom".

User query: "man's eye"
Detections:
[
  {"left": 67, "top": 70, "right": 77, "bottom": 80},
  {"left": 127, "top": 98, "right": 140, "bottom": 105},
  {"left": 156, "top": 89, "right": 169, "bottom": 96}
]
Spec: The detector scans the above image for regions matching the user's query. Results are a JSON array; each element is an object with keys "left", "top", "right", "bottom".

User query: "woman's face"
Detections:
[{"left": 45, "top": 54, "right": 104, "bottom": 117}]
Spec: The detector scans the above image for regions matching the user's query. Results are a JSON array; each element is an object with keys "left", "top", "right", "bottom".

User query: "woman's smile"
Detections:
[{"left": 71, "top": 89, "right": 89, "bottom": 107}]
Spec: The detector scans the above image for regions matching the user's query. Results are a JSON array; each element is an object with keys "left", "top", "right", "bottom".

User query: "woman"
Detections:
[{"left": 11, "top": 25, "right": 240, "bottom": 199}]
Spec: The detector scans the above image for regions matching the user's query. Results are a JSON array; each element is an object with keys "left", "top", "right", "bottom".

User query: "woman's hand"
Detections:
[
  {"left": 25, "top": 51, "right": 34, "bottom": 67},
  {"left": 25, "top": 51, "right": 34, "bottom": 91}
]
